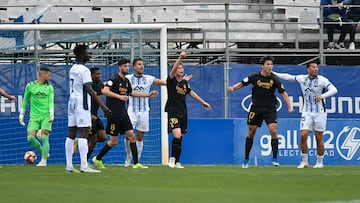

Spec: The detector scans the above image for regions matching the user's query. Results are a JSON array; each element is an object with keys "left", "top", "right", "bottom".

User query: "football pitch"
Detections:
[{"left": 1, "top": 165, "right": 359, "bottom": 203}]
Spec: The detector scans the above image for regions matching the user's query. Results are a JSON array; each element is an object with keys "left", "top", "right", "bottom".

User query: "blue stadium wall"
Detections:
[{"left": 0, "top": 64, "right": 359, "bottom": 165}]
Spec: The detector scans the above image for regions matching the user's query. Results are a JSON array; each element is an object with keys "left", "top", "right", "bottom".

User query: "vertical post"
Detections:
[
  {"left": 160, "top": 26, "right": 168, "bottom": 165},
  {"left": 34, "top": 29, "right": 40, "bottom": 72},
  {"left": 224, "top": 3, "right": 230, "bottom": 118},
  {"left": 319, "top": 5, "right": 325, "bottom": 65}
]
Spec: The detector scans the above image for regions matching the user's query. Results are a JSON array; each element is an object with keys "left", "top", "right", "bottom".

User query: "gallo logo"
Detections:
[
  {"left": 241, "top": 94, "right": 282, "bottom": 112},
  {"left": 336, "top": 126, "right": 360, "bottom": 161}
]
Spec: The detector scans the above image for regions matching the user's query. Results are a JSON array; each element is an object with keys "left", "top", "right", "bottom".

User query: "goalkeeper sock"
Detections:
[
  {"left": 41, "top": 134, "right": 50, "bottom": 159},
  {"left": 27, "top": 135, "right": 43, "bottom": 155},
  {"left": 271, "top": 138, "right": 279, "bottom": 159},
  {"left": 130, "top": 142, "right": 139, "bottom": 164},
  {"left": 245, "top": 137, "right": 253, "bottom": 160}
]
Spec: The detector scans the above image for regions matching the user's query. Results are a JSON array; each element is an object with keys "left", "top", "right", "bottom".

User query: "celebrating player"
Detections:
[
  {"left": 166, "top": 50, "right": 212, "bottom": 168},
  {"left": 273, "top": 62, "right": 338, "bottom": 168},
  {"left": 92, "top": 58, "right": 158, "bottom": 169},
  {"left": 19, "top": 67, "right": 54, "bottom": 167},
  {"left": 228, "top": 55, "right": 294, "bottom": 168},
  {"left": 65, "top": 44, "right": 111, "bottom": 173}
]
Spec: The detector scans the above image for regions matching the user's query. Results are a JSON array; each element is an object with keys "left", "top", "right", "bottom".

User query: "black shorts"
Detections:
[
  {"left": 168, "top": 113, "right": 188, "bottom": 134},
  {"left": 106, "top": 114, "right": 133, "bottom": 136},
  {"left": 89, "top": 118, "right": 105, "bottom": 136},
  {"left": 247, "top": 105, "right": 277, "bottom": 127}
]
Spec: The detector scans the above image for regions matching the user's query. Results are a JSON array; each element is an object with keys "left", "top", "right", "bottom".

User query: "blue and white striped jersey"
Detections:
[
  {"left": 126, "top": 74, "right": 155, "bottom": 112},
  {"left": 273, "top": 72, "right": 337, "bottom": 113}
]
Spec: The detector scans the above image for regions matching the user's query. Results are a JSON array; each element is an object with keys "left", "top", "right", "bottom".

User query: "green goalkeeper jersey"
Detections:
[{"left": 21, "top": 80, "right": 54, "bottom": 118}]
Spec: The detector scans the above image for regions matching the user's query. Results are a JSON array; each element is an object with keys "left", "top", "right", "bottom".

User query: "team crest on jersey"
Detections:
[{"left": 35, "top": 91, "right": 47, "bottom": 98}]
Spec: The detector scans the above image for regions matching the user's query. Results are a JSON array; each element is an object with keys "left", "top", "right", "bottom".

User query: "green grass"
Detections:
[{"left": 0, "top": 165, "right": 359, "bottom": 203}]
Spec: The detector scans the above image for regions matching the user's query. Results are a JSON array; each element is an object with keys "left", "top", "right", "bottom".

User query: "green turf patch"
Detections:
[{"left": 0, "top": 165, "right": 359, "bottom": 203}]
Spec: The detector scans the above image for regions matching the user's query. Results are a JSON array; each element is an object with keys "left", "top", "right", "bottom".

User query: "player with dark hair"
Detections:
[
  {"left": 87, "top": 67, "right": 107, "bottom": 160},
  {"left": 166, "top": 50, "right": 212, "bottom": 168},
  {"left": 65, "top": 44, "right": 111, "bottom": 173},
  {"left": 0, "top": 88, "right": 16, "bottom": 101},
  {"left": 19, "top": 67, "right": 54, "bottom": 167},
  {"left": 227, "top": 55, "right": 294, "bottom": 168},
  {"left": 123, "top": 57, "right": 166, "bottom": 167},
  {"left": 92, "top": 58, "right": 158, "bottom": 169},
  {"left": 273, "top": 62, "right": 337, "bottom": 168}
]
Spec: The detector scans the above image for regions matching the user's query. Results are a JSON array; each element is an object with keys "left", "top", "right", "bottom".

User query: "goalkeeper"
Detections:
[{"left": 19, "top": 67, "right": 54, "bottom": 167}]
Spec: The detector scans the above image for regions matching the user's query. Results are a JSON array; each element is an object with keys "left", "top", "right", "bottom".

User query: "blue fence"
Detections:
[{"left": 1, "top": 64, "right": 359, "bottom": 165}]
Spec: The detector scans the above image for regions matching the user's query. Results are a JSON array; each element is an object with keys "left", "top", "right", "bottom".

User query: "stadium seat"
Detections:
[
  {"left": 70, "top": 1, "right": 92, "bottom": 18},
  {"left": 61, "top": 10, "right": 82, "bottom": 23},
  {"left": 0, "top": 10, "right": 9, "bottom": 22},
  {"left": 298, "top": 9, "right": 319, "bottom": 30},
  {"left": 165, "top": 0, "right": 184, "bottom": 11},
  {"left": 177, "top": 9, "right": 200, "bottom": 28},
  {"left": 144, "top": 0, "right": 165, "bottom": 13},
  {"left": 284, "top": 0, "right": 307, "bottom": 20},
  {"left": 90, "top": 0, "right": 103, "bottom": 6},
  {"left": 39, "top": 10, "right": 60, "bottom": 23},
  {"left": 307, "top": 0, "right": 320, "bottom": 18},
  {"left": 122, "top": 0, "right": 142, "bottom": 6},
  {"left": 6, "top": 0, "right": 29, "bottom": 19},
  {"left": 100, "top": 0, "right": 121, "bottom": 19},
  {"left": 155, "top": 8, "right": 177, "bottom": 27},
  {"left": 112, "top": 9, "right": 131, "bottom": 23},
  {"left": 83, "top": 10, "right": 104, "bottom": 23},
  {"left": 134, "top": 9, "right": 155, "bottom": 23}
]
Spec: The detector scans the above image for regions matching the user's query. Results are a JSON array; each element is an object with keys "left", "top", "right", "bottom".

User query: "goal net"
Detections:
[{"left": 0, "top": 24, "right": 168, "bottom": 166}]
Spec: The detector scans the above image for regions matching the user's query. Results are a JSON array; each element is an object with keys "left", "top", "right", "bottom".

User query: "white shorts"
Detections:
[
  {"left": 300, "top": 112, "right": 327, "bottom": 132},
  {"left": 127, "top": 110, "right": 149, "bottom": 132},
  {"left": 68, "top": 98, "right": 92, "bottom": 128}
]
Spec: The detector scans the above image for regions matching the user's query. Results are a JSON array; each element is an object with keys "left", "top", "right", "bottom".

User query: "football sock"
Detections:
[
  {"left": 124, "top": 138, "right": 131, "bottom": 158},
  {"left": 245, "top": 137, "right": 253, "bottom": 160},
  {"left": 317, "top": 155, "right": 324, "bottom": 164},
  {"left": 87, "top": 147, "right": 93, "bottom": 160},
  {"left": 41, "top": 134, "right": 50, "bottom": 159},
  {"left": 130, "top": 142, "right": 139, "bottom": 164},
  {"left": 301, "top": 153, "right": 308, "bottom": 163},
  {"left": 78, "top": 138, "right": 89, "bottom": 169},
  {"left": 27, "top": 135, "right": 43, "bottom": 154},
  {"left": 171, "top": 137, "right": 182, "bottom": 163},
  {"left": 136, "top": 140, "right": 143, "bottom": 160},
  {"left": 65, "top": 137, "right": 74, "bottom": 168},
  {"left": 96, "top": 143, "right": 112, "bottom": 160},
  {"left": 271, "top": 138, "right": 279, "bottom": 159}
]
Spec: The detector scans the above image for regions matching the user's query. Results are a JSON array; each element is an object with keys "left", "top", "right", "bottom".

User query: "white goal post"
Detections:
[{"left": 0, "top": 23, "right": 169, "bottom": 165}]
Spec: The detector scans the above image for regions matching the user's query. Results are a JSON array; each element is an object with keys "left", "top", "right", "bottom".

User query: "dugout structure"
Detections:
[{"left": 0, "top": 24, "right": 169, "bottom": 165}]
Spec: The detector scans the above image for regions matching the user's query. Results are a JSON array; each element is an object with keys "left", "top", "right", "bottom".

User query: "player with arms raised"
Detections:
[
  {"left": 228, "top": 55, "right": 294, "bottom": 168},
  {"left": 273, "top": 62, "right": 337, "bottom": 168},
  {"left": 166, "top": 50, "right": 212, "bottom": 168}
]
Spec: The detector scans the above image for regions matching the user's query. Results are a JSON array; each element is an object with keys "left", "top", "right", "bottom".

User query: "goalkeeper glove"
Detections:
[
  {"left": 19, "top": 109, "right": 25, "bottom": 126},
  {"left": 48, "top": 108, "right": 54, "bottom": 122}
]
